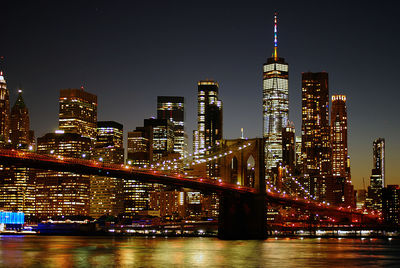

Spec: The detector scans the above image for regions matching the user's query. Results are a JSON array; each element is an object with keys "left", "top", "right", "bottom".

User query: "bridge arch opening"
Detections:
[{"left": 245, "top": 155, "right": 255, "bottom": 187}]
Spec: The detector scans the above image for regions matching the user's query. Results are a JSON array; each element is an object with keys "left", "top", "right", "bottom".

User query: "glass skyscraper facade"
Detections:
[
  {"left": 193, "top": 80, "right": 222, "bottom": 159},
  {"left": 263, "top": 13, "right": 289, "bottom": 175},
  {"left": 157, "top": 96, "right": 187, "bottom": 158}
]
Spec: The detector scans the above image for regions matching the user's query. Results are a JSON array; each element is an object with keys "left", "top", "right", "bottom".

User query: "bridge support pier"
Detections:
[{"left": 218, "top": 192, "right": 266, "bottom": 240}]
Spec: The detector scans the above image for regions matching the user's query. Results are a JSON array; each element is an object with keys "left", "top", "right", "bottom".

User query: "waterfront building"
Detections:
[
  {"left": 263, "top": 13, "right": 289, "bottom": 176},
  {"left": 193, "top": 80, "right": 222, "bottom": 159},
  {"left": 36, "top": 132, "right": 92, "bottom": 219},
  {"left": 301, "top": 72, "right": 331, "bottom": 176},
  {"left": 124, "top": 119, "right": 174, "bottom": 215},
  {"left": 0, "top": 89, "right": 36, "bottom": 216},
  {"left": 59, "top": 88, "right": 97, "bottom": 141},
  {"left": 157, "top": 96, "right": 187, "bottom": 158},
  {"left": 149, "top": 190, "right": 186, "bottom": 220},
  {"left": 90, "top": 121, "right": 124, "bottom": 219},
  {"left": 0, "top": 71, "right": 10, "bottom": 146},
  {"left": 382, "top": 185, "right": 400, "bottom": 225},
  {"left": 0, "top": 165, "right": 36, "bottom": 217}
]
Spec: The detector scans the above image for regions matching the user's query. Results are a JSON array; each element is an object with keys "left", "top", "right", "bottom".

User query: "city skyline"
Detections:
[{"left": 2, "top": 1, "right": 400, "bottom": 189}]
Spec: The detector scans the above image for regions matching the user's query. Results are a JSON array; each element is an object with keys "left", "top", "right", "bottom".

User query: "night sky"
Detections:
[{"left": 2, "top": 1, "right": 400, "bottom": 189}]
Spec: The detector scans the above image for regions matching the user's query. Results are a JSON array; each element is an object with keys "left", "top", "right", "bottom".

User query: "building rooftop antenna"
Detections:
[{"left": 274, "top": 12, "right": 278, "bottom": 60}]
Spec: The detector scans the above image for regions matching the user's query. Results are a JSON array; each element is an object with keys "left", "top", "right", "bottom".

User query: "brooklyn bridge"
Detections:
[{"left": 0, "top": 138, "right": 379, "bottom": 239}]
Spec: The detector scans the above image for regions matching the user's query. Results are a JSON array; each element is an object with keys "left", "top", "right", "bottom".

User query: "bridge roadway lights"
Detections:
[{"left": 218, "top": 192, "right": 267, "bottom": 240}]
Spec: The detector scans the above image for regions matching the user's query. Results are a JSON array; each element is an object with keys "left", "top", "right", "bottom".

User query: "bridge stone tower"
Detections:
[{"left": 217, "top": 138, "right": 266, "bottom": 239}]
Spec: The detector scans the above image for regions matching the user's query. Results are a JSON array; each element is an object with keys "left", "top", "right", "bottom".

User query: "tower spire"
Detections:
[{"left": 274, "top": 12, "right": 278, "bottom": 60}]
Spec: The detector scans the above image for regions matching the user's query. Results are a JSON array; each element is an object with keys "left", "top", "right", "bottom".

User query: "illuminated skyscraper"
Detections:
[
  {"left": 373, "top": 138, "right": 385, "bottom": 186},
  {"left": 0, "top": 71, "right": 10, "bottom": 146},
  {"left": 157, "top": 96, "right": 187, "bottom": 158},
  {"left": 124, "top": 119, "right": 173, "bottom": 215},
  {"left": 90, "top": 121, "right": 124, "bottom": 218},
  {"left": 282, "top": 122, "right": 295, "bottom": 172},
  {"left": 127, "top": 127, "right": 151, "bottom": 167},
  {"left": 193, "top": 80, "right": 222, "bottom": 159},
  {"left": 59, "top": 88, "right": 97, "bottom": 141},
  {"left": 295, "top": 136, "right": 302, "bottom": 172},
  {"left": 301, "top": 72, "right": 331, "bottom": 176},
  {"left": 367, "top": 138, "right": 385, "bottom": 211},
  {"left": 93, "top": 121, "right": 124, "bottom": 164},
  {"left": 36, "top": 132, "right": 92, "bottom": 219},
  {"left": 331, "top": 95, "right": 349, "bottom": 178},
  {"left": 263, "top": 13, "right": 289, "bottom": 175},
  {"left": 144, "top": 118, "right": 175, "bottom": 162},
  {"left": 10, "top": 89, "right": 33, "bottom": 149}
]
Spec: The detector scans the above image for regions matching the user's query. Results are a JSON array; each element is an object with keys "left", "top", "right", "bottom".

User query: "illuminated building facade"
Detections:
[
  {"left": 157, "top": 96, "right": 187, "bottom": 158},
  {"left": 382, "top": 185, "right": 400, "bottom": 225},
  {"left": 0, "top": 89, "right": 36, "bottom": 217},
  {"left": 301, "top": 72, "right": 331, "bottom": 176},
  {"left": 193, "top": 80, "right": 222, "bottom": 158},
  {"left": 373, "top": 138, "right": 385, "bottom": 186},
  {"left": 282, "top": 122, "right": 295, "bottom": 172},
  {"left": 263, "top": 13, "right": 289, "bottom": 175},
  {"left": 125, "top": 119, "right": 173, "bottom": 215},
  {"left": 59, "top": 88, "right": 97, "bottom": 141},
  {"left": 295, "top": 136, "right": 302, "bottom": 173},
  {"left": 144, "top": 118, "right": 174, "bottom": 162},
  {"left": 10, "top": 90, "right": 33, "bottom": 150},
  {"left": 331, "top": 95, "right": 349, "bottom": 178},
  {"left": 92, "top": 121, "right": 124, "bottom": 164},
  {"left": 90, "top": 121, "right": 124, "bottom": 219},
  {"left": 0, "top": 71, "right": 10, "bottom": 146},
  {"left": 36, "top": 132, "right": 92, "bottom": 219},
  {"left": 149, "top": 190, "right": 186, "bottom": 220},
  {"left": 0, "top": 166, "right": 36, "bottom": 217},
  {"left": 127, "top": 127, "right": 151, "bottom": 166},
  {"left": 367, "top": 138, "right": 385, "bottom": 211}
]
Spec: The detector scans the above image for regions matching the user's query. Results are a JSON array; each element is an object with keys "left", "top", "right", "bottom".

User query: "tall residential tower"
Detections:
[
  {"left": 331, "top": 95, "right": 349, "bottom": 178},
  {"left": 301, "top": 72, "right": 331, "bottom": 176}
]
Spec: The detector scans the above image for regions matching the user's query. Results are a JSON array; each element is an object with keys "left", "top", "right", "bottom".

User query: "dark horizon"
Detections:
[{"left": 2, "top": 0, "right": 400, "bottom": 189}]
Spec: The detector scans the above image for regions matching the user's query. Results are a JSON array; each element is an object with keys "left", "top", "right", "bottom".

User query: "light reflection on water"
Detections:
[{"left": 0, "top": 236, "right": 399, "bottom": 267}]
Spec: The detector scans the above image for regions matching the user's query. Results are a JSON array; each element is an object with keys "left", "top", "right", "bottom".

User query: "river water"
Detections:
[{"left": 0, "top": 236, "right": 399, "bottom": 267}]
